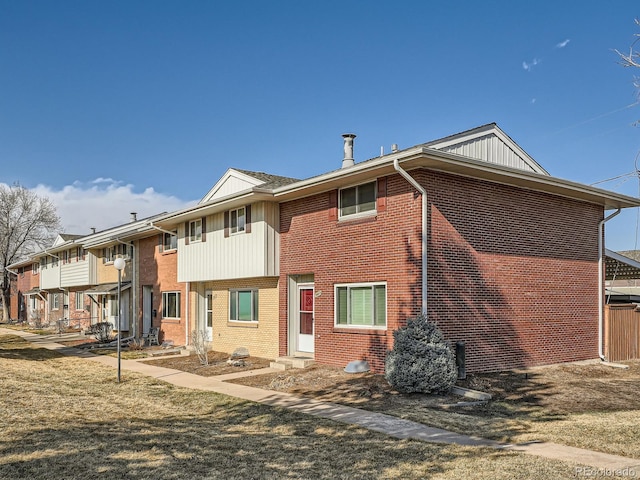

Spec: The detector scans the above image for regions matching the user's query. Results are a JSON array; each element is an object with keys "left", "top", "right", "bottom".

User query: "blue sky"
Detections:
[{"left": 1, "top": 1, "right": 640, "bottom": 250}]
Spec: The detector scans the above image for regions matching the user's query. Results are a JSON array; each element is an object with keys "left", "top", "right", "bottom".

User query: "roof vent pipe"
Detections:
[
  {"left": 90, "top": 227, "right": 96, "bottom": 234},
  {"left": 392, "top": 144, "right": 398, "bottom": 153},
  {"left": 130, "top": 212, "right": 137, "bottom": 222},
  {"left": 342, "top": 133, "right": 356, "bottom": 168}
]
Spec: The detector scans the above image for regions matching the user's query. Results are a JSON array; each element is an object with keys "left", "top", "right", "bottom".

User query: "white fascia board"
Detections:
[
  {"left": 199, "top": 168, "right": 267, "bottom": 204},
  {"left": 272, "top": 147, "right": 640, "bottom": 209},
  {"left": 153, "top": 189, "right": 274, "bottom": 227}
]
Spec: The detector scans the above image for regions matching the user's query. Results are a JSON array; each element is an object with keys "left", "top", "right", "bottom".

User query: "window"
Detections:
[
  {"left": 75, "top": 292, "right": 84, "bottom": 311},
  {"left": 103, "top": 244, "right": 131, "bottom": 263},
  {"left": 62, "top": 250, "right": 70, "bottom": 264},
  {"left": 40, "top": 257, "right": 47, "bottom": 270},
  {"left": 32, "top": 263, "right": 39, "bottom": 274},
  {"left": 230, "top": 207, "right": 246, "bottom": 234},
  {"left": 229, "top": 289, "right": 258, "bottom": 322},
  {"left": 189, "top": 219, "right": 202, "bottom": 243},
  {"left": 162, "top": 292, "right": 181, "bottom": 319},
  {"left": 339, "top": 181, "right": 376, "bottom": 218},
  {"left": 51, "top": 293, "right": 59, "bottom": 311},
  {"left": 163, "top": 230, "right": 177, "bottom": 251},
  {"left": 76, "top": 247, "right": 85, "bottom": 261},
  {"left": 52, "top": 255, "right": 59, "bottom": 267},
  {"left": 335, "top": 283, "right": 386, "bottom": 328}
]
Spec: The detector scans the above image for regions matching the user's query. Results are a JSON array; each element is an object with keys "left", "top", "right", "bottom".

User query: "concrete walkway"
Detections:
[{"left": 3, "top": 328, "right": 640, "bottom": 472}]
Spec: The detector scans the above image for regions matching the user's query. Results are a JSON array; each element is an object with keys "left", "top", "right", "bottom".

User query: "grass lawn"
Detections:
[
  {"left": 230, "top": 362, "right": 640, "bottom": 460},
  {"left": 0, "top": 334, "right": 583, "bottom": 479}
]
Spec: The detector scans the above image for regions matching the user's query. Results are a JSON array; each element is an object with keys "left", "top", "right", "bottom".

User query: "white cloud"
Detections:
[
  {"left": 20, "top": 179, "right": 197, "bottom": 235},
  {"left": 555, "top": 39, "right": 570, "bottom": 49},
  {"left": 522, "top": 58, "right": 540, "bottom": 71},
  {"left": 530, "top": 98, "right": 537, "bottom": 104}
]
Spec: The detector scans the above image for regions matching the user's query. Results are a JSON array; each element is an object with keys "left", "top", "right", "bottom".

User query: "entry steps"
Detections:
[{"left": 270, "top": 356, "right": 315, "bottom": 371}]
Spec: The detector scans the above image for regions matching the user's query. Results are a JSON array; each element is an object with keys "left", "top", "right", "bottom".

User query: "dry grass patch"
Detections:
[
  {"left": 0, "top": 334, "right": 581, "bottom": 479},
  {"left": 229, "top": 362, "right": 640, "bottom": 459},
  {"left": 145, "top": 350, "right": 272, "bottom": 376}
]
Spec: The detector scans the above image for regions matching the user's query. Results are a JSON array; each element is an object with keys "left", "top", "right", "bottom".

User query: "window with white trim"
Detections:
[
  {"left": 75, "top": 292, "right": 84, "bottom": 311},
  {"left": 32, "top": 263, "right": 39, "bottom": 274},
  {"left": 162, "top": 292, "right": 181, "bottom": 319},
  {"left": 335, "top": 282, "right": 386, "bottom": 328},
  {"left": 163, "top": 230, "right": 177, "bottom": 251},
  {"left": 230, "top": 207, "right": 246, "bottom": 234},
  {"left": 339, "top": 181, "right": 376, "bottom": 218},
  {"left": 229, "top": 289, "right": 258, "bottom": 322},
  {"left": 189, "top": 219, "right": 202, "bottom": 243},
  {"left": 51, "top": 293, "right": 60, "bottom": 311},
  {"left": 40, "top": 257, "right": 47, "bottom": 270}
]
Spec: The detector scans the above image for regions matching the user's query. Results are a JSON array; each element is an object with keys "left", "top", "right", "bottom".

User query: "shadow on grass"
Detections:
[
  {"left": 0, "top": 399, "right": 517, "bottom": 480},
  {"left": 0, "top": 335, "right": 64, "bottom": 361}
]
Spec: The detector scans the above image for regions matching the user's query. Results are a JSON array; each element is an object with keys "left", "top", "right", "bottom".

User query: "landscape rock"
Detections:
[{"left": 230, "top": 347, "right": 250, "bottom": 359}]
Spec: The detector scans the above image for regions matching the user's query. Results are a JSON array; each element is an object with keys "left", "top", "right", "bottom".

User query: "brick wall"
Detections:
[
  {"left": 200, "top": 277, "right": 279, "bottom": 359},
  {"left": 280, "top": 169, "right": 602, "bottom": 373},
  {"left": 138, "top": 235, "right": 186, "bottom": 345}
]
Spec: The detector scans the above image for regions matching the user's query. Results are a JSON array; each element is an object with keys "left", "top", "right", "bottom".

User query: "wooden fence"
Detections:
[{"left": 604, "top": 304, "right": 640, "bottom": 362}]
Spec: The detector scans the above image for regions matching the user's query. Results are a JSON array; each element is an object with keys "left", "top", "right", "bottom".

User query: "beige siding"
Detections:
[
  {"left": 40, "top": 264, "right": 60, "bottom": 289},
  {"left": 178, "top": 201, "right": 279, "bottom": 282},
  {"left": 60, "top": 257, "right": 95, "bottom": 287},
  {"left": 441, "top": 134, "right": 535, "bottom": 172}
]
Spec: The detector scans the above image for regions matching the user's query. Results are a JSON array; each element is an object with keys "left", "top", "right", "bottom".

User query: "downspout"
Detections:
[
  {"left": 185, "top": 281, "right": 190, "bottom": 346},
  {"left": 42, "top": 251, "right": 60, "bottom": 324},
  {"left": 598, "top": 208, "right": 621, "bottom": 361},
  {"left": 115, "top": 238, "right": 136, "bottom": 338},
  {"left": 393, "top": 159, "right": 428, "bottom": 316},
  {"left": 149, "top": 221, "right": 189, "bottom": 346}
]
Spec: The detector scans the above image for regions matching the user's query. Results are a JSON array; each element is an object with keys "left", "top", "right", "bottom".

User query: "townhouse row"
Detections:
[{"left": 9, "top": 124, "right": 640, "bottom": 372}]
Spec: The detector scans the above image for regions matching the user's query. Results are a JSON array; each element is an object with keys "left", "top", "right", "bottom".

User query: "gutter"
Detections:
[
  {"left": 598, "top": 208, "right": 621, "bottom": 361},
  {"left": 393, "top": 159, "right": 428, "bottom": 316}
]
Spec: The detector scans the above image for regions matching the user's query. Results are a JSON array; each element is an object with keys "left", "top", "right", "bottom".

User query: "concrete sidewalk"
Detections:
[{"left": 3, "top": 327, "right": 640, "bottom": 472}]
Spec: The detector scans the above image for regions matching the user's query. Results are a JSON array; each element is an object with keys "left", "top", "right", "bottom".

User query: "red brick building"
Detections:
[{"left": 276, "top": 125, "right": 638, "bottom": 373}]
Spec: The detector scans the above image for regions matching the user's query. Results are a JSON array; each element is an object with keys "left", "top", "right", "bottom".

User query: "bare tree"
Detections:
[
  {"left": 0, "top": 184, "right": 61, "bottom": 320},
  {"left": 615, "top": 18, "right": 640, "bottom": 69}
]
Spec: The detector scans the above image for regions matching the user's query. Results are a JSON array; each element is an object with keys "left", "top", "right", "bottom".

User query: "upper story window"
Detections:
[
  {"left": 76, "top": 247, "right": 85, "bottom": 261},
  {"left": 40, "top": 257, "right": 47, "bottom": 270},
  {"left": 230, "top": 207, "right": 245, "bottom": 234},
  {"left": 62, "top": 250, "right": 70, "bottom": 264},
  {"left": 189, "top": 219, "right": 202, "bottom": 243},
  {"left": 32, "top": 263, "right": 39, "bottom": 275},
  {"left": 339, "top": 181, "right": 376, "bottom": 218},
  {"left": 335, "top": 282, "right": 387, "bottom": 329},
  {"left": 103, "top": 244, "right": 132, "bottom": 264},
  {"left": 163, "top": 230, "right": 178, "bottom": 251}
]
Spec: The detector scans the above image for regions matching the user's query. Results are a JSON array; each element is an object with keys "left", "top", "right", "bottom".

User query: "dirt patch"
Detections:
[{"left": 144, "top": 350, "right": 273, "bottom": 377}]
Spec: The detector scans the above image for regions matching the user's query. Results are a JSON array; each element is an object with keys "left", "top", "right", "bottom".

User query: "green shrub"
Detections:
[{"left": 385, "top": 314, "right": 457, "bottom": 394}]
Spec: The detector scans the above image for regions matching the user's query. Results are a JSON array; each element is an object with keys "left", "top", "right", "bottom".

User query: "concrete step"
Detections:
[{"left": 270, "top": 356, "right": 315, "bottom": 370}]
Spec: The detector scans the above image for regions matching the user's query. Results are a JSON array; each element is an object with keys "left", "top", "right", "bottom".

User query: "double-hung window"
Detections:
[
  {"left": 230, "top": 207, "right": 246, "bottom": 234},
  {"left": 335, "top": 283, "right": 386, "bottom": 328},
  {"left": 339, "top": 181, "right": 376, "bottom": 218},
  {"left": 163, "top": 230, "right": 177, "bottom": 251},
  {"left": 75, "top": 292, "right": 84, "bottom": 311},
  {"left": 189, "top": 219, "right": 202, "bottom": 243},
  {"left": 162, "top": 292, "right": 181, "bottom": 319},
  {"left": 32, "top": 263, "right": 39, "bottom": 274},
  {"left": 51, "top": 293, "right": 60, "bottom": 311},
  {"left": 229, "top": 289, "right": 258, "bottom": 322}
]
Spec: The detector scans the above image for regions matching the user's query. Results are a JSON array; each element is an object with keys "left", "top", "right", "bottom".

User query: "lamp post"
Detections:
[{"left": 113, "top": 257, "right": 126, "bottom": 383}]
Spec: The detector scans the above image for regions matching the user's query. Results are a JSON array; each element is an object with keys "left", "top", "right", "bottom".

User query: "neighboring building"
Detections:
[
  {"left": 154, "top": 169, "right": 299, "bottom": 358},
  {"left": 8, "top": 258, "right": 44, "bottom": 324},
  {"left": 7, "top": 123, "right": 640, "bottom": 374}
]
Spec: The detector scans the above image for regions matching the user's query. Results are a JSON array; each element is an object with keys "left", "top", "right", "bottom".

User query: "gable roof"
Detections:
[
  {"left": 199, "top": 168, "right": 299, "bottom": 204},
  {"left": 606, "top": 249, "right": 640, "bottom": 280}
]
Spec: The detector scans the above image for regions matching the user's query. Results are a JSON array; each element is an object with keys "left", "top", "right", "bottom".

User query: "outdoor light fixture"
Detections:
[{"left": 113, "top": 257, "right": 126, "bottom": 383}]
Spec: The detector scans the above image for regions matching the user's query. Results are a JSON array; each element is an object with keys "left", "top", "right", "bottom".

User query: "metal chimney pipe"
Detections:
[
  {"left": 342, "top": 133, "right": 356, "bottom": 168},
  {"left": 130, "top": 212, "right": 137, "bottom": 222}
]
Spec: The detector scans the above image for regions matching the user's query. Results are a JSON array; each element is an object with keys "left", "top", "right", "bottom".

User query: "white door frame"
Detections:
[
  {"left": 296, "top": 283, "right": 315, "bottom": 354},
  {"left": 204, "top": 289, "right": 213, "bottom": 342}
]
